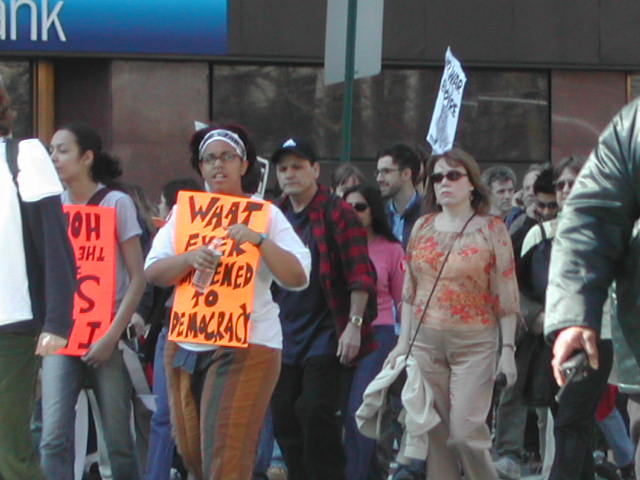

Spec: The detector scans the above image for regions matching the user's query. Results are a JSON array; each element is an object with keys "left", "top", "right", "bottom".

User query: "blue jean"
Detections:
[
  {"left": 145, "top": 328, "right": 175, "bottom": 480},
  {"left": 345, "top": 325, "right": 397, "bottom": 480},
  {"left": 597, "top": 407, "right": 635, "bottom": 467},
  {"left": 40, "top": 348, "right": 139, "bottom": 480},
  {"left": 253, "top": 408, "right": 275, "bottom": 480}
]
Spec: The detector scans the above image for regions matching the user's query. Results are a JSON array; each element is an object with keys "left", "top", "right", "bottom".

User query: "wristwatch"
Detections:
[
  {"left": 349, "top": 315, "right": 363, "bottom": 327},
  {"left": 255, "top": 233, "right": 267, "bottom": 247}
]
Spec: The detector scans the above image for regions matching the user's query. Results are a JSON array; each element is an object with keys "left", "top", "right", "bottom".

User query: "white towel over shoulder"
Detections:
[{"left": 356, "top": 353, "right": 440, "bottom": 462}]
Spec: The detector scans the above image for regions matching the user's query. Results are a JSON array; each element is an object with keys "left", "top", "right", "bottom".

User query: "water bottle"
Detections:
[{"left": 192, "top": 238, "right": 223, "bottom": 293}]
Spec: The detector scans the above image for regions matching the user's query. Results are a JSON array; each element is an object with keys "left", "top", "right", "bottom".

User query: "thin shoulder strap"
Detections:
[
  {"left": 86, "top": 187, "right": 112, "bottom": 206},
  {"left": 406, "top": 213, "right": 476, "bottom": 358},
  {"left": 538, "top": 223, "right": 547, "bottom": 241},
  {"left": 5, "top": 138, "right": 19, "bottom": 181}
]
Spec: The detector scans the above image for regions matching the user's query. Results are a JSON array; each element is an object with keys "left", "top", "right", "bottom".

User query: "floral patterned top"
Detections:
[{"left": 403, "top": 214, "right": 519, "bottom": 331}]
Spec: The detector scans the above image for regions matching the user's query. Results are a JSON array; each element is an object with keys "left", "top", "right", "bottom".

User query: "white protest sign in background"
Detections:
[{"left": 427, "top": 47, "right": 467, "bottom": 155}]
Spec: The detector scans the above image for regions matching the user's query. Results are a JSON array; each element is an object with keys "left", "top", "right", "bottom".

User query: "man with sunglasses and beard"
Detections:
[
  {"left": 269, "top": 138, "right": 377, "bottom": 480},
  {"left": 493, "top": 167, "right": 558, "bottom": 480}
]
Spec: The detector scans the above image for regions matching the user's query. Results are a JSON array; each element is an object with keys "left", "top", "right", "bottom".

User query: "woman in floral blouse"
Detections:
[{"left": 386, "top": 147, "right": 520, "bottom": 480}]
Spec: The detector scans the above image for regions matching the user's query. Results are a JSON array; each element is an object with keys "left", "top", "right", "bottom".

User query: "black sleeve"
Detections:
[
  {"left": 22, "top": 195, "right": 77, "bottom": 338},
  {"left": 545, "top": 101, "right": 640, "bottom": 338},
  {"left": 135, "top": 282, "right": 155, "bottom": 321}
]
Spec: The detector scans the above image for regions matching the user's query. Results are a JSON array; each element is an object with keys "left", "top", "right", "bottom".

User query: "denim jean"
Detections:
[
  {"left": 145, "top": 328, "right": 175, "bottom": 480},
  {"left": 40, "top": 348, "right": 139, "bottom": 480},
  {"left": 597, "top": 407, "right": 634, "bottom": 467},
  {"left": 253, "top": 408, "right": 275, "bottom": 480},
  {"left": 345, "top": 325, "right": 397, "bottom": 480}
]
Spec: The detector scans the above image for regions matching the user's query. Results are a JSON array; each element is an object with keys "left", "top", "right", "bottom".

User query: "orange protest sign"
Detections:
[
  {"left": 57, "top": 205, "right": 117, "bottom": 356},
  {"left": 169, "top": 191, "right": 272, "bottom": 348}
]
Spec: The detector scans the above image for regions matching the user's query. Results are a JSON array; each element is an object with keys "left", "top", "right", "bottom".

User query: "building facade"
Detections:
[{"left": 2, "top": 0, "right": 638, "bottom": 196}]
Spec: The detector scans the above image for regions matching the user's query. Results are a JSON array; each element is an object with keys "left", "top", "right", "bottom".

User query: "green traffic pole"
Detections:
[{"left": 340, "top": 0, "right": 357, "bottom": 163}]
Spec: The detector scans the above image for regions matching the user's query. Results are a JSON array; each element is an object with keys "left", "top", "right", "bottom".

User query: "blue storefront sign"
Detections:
[{"left": 0, "top": 0, "right": 227, "bottom": 56}]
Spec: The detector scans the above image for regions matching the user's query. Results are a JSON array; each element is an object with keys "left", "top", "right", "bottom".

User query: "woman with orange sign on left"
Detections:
[{"left": 41, "top": 124, "right": 146, "bottom": 480}]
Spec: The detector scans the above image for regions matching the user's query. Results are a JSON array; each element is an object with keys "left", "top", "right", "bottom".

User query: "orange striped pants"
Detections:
[{"left": 165, "top": 341, "right": 281, "bottom": 480}]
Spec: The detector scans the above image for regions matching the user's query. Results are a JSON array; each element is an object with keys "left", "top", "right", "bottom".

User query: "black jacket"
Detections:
[
  {"left": 545, "top": 98, "right": 640, "bottom": 372},
  {"left": 386, "top": 193, "right": 423, "bottom": 249},
  {"left": 0, "top": 138, "right": 76, "bottom": 338}
]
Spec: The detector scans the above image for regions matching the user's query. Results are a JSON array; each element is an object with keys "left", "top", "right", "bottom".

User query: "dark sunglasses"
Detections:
[
  {"left": 430, "top": 171, "right": 468, "bottom": 184},
  {"left": 555, "top": 179, "right": 574, "bottom": 191},
  {"left": 349, "top": 202, "right": 369, "bottom": 212},
  {"left": 536, "top": 200, "right": 558, "bottom": 210}
]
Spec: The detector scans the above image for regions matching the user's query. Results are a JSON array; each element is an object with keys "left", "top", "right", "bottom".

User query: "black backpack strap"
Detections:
[
  {"left": 5, "top": 138, "right": 19, "bottom": 182},
  {"left": 538, "top": 223, "right": 547, "bottom": 241},
  {"left": 86, "top": 187, "right": 113, "bottom": 206}
]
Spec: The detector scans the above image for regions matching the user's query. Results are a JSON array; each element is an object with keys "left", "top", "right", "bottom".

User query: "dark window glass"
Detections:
[
  {"left": 0, "top": 60, "right": 33, "bottom": 138},
  {"left": 630, "top": 73, "right": 640, "bottom": 100},
  {"left": 211, "top": 65, "right": 549, "bottom": 166}
]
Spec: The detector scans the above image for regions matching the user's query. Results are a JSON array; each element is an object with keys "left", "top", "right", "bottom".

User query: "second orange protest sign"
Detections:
[
  {"left": 58, "top": 205, "right": 117, "bottom": 356},
  {"left": 169, "top": 191, "right": 272, "bottom": 348}
]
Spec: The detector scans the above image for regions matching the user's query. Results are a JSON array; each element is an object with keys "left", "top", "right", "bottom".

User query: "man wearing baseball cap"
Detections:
[{"left": 269, "top": 138, "right": 377, "bottom": 480}]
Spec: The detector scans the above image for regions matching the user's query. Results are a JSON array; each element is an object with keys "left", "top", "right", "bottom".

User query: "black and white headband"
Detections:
[{"left": 199, "top": 129, "right": 247, "bottom": 160}]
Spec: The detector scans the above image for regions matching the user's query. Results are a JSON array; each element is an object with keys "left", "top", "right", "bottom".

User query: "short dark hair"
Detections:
[
  {"left": 533, "top": 167, "right": 555, "bottom": 195},
  {"left": 331, "top": 163, "right": 365, "bottom": 190},
  {"left": 481, "top": 165, "right": 516, "bottom": 189},
  {"left": 162, "top": 178, "right": 202, "bottom": 209},
  {"left": 376, "top": 143, "right": 421, "bottom": 184}
]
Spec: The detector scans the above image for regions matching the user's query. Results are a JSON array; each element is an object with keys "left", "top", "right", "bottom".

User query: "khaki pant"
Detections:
[{"left": 412, "top": 326, "right": 499, "bottom": 480}]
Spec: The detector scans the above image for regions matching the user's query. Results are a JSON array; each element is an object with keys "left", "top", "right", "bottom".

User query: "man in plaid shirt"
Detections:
[{"left": 270, "top": 137, "right": 377, "bottom": 480}]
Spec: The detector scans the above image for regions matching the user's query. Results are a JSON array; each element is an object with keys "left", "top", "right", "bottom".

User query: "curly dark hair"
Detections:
[{"left": 189, "top": 123, "right": 256, "bottom": 176}]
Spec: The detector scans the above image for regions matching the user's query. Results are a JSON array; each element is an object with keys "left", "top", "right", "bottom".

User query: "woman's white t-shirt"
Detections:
[{"left": 145, "top": 201, "right": 311, "bottom": 351}]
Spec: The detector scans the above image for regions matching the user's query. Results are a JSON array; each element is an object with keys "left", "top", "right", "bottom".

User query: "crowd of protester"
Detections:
[{"left": 4, "top": 78, "right": 640, "bottom": 480}]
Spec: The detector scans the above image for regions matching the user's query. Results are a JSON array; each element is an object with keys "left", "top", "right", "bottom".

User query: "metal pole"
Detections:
[{"left": 340, "top": 0, "right": 357, "bottom": 163}]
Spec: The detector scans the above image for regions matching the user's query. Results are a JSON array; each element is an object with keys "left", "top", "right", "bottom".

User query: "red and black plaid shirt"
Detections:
[{"left": 277, "top": 184, "right": 378, "bottom": 359}]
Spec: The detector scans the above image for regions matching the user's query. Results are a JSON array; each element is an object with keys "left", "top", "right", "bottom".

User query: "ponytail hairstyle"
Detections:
[{"left": 61, "top": 124, "right": 122, "bottom": 185}]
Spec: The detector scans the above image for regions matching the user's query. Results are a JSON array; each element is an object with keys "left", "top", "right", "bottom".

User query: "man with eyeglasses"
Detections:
[
  {"left": 494, "top": 166, "right": 558, "bottom": 480},
  {"left": 375, "top": 143, "right": 422, "bottom": 249},
  {"left": 373, "top": 143, "right": 426, "bottom": 480}
]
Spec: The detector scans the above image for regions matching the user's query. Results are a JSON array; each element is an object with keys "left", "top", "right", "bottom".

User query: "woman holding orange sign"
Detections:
[
  {"left": 41, "top": 125, "right": 146, "bottom": 480},
  {"left": 145, "top": 124, "right": 310, "bottom": 480}
]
